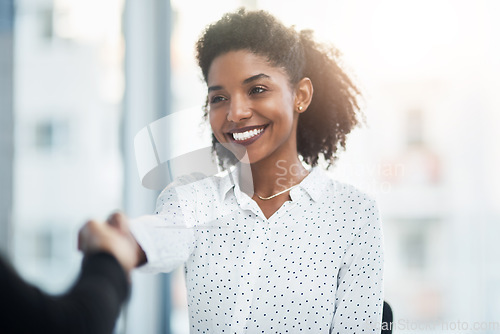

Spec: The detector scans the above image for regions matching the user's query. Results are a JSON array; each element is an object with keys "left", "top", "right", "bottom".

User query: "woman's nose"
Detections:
[{"left": 227, "top": 96, "right": 252, "bottom": 122}]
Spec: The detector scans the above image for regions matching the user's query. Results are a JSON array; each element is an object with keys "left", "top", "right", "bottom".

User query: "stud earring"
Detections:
[{"left": 298, "top": 106, "right": 303, "bottom": 111}]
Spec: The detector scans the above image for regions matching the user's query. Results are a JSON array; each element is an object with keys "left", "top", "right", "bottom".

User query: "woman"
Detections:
[{"left": 84, "top": 8, "right": 384, "bottom": 333}]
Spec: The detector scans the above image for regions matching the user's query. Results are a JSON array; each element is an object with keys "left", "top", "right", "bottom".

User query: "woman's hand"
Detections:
[{"left": 78, "top": 212, "right": 147, "bottom": 273}]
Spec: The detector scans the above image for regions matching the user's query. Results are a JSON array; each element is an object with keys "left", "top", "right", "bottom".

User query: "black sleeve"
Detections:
[{"left": 0, "top": 252, "right": 130, "bottom": 334}]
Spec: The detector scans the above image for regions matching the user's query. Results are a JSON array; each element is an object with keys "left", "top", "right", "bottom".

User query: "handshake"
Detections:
[
  {"left": 78, "top": 212, "right": 147, "bottom": 274},
  {"left": 1, "top": 212, "right": 149, "bottom": 333}
]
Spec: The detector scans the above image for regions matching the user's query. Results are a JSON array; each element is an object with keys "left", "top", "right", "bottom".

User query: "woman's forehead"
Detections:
[{"left": 207, "top": 50, "right": 287, "bottom": 85}]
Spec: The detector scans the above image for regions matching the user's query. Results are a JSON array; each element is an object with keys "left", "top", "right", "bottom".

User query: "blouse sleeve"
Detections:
[
  {"left": 130, "top": 174, "right": 201, "bottom": 274},
  {"left": 330, "top": 198, "right": 385, "bottom": 333}
]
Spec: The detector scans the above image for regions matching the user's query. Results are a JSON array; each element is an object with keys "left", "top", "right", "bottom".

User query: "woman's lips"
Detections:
[{"left": 227, "top": 124, "right": 268, "bottom": 146}]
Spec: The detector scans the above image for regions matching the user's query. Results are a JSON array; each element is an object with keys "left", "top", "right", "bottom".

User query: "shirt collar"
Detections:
[
  {"left": 294, "top": 166, "right": 329, "bottom": 202},
  {"left": 219, "top": 163, "right": 329, "bottom": 203},
  {"left": 218, "top": 164, "right": 239, "bottom": 202}
]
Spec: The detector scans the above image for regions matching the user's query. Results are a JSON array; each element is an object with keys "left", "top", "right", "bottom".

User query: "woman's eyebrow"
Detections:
[
  {"left": 208, "top": 73, "right": 270, "bottom": 93},
  {"left": 243, "top": 73, "right": 270, "bottom": 85},
  {"left": 208, "top": 85, "right": 223, "bottom": 93}
]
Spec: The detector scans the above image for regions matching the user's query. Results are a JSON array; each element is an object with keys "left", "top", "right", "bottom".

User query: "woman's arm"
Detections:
[
  {"left": 127, "top": 176, "right": 201, "bottom": 274},
  {"left": 330, "top": 199, "right": 385, "bottom": 333}
]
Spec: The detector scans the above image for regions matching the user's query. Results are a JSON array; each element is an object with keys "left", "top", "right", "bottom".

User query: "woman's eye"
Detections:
[
  {"left": 250, "top": 86, "right": 266, "bottom": 95},
  {"left": 210, "top": 95, "right": 227, "bottom": 104}
]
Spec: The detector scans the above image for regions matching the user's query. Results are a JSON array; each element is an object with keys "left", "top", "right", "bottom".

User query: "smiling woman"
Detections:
[
  {"left": 79, "top": 7, "right": 385, "bottom": 334},
  {"left": 197, "top": 10, "right": 361, "bottom": 172}
]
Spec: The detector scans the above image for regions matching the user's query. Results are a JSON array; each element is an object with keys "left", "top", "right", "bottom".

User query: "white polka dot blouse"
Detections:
[{"left": 130, "top": 165, "right": 384, "bottom": 333}]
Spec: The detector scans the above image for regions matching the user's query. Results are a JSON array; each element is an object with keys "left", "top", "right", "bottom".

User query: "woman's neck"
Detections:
[{"left": 239, "top": 152, "right": 309, "bottom": 199}]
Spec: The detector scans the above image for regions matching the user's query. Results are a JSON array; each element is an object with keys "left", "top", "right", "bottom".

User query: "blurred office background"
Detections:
[{"left": 1, "top": 0, "right": 499, "bottom": 333}]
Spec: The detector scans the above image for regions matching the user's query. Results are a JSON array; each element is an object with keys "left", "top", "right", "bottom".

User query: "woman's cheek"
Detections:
[{"left": 209, "top": 115, "right": 226, "bottom": 143}]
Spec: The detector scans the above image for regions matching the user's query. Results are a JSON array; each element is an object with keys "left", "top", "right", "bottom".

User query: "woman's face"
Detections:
[{"left": 207, "top": 50, "right": 301, "bottom": 165}]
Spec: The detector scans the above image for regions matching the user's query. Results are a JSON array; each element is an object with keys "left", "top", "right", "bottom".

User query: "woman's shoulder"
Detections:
[
  {"left": 313, "top": 167, "right": 377, "bottom": 206},
  {"left": 315, "top": 171, "right": 381, "bottom": 234},
  {"left": 154, "top": 170, "right": 234, "bottom": 219},
  {"left": 157, "top": 170, "right": 231, "bottom": 199}
]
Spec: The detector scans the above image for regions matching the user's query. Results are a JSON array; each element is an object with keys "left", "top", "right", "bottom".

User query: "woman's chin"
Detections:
[
  {"left": 216, "top": 141, "right": 269, "bottom": 166},
  {"left": 218, "top": 142, "right": 249, "bottom": 163}
]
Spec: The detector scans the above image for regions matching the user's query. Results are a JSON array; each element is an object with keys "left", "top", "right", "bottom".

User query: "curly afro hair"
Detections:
[{"left": 196, "top": 8, "right": 361, "bottom": 169}]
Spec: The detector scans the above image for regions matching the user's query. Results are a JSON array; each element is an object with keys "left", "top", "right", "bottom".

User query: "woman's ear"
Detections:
[{"left": 294, "top": 77, "right": 313, "bottom": 114}]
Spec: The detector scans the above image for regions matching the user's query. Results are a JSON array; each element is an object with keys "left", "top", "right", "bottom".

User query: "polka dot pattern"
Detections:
[{"left": 131, "top": 166, "right": 384, "bottom": 333}]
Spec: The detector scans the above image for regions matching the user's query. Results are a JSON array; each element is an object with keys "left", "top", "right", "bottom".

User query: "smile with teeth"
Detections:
[{"left": 231, "top": 127, "right": 265, "bottom": 141}]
